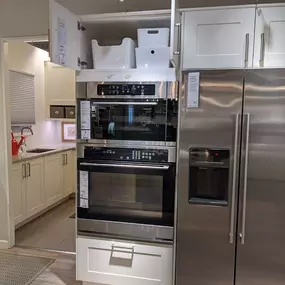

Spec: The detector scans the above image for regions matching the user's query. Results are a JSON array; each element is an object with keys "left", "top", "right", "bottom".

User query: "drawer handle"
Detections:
[{"left": 110, "top": 245, "right": 135, "bottom": 266}]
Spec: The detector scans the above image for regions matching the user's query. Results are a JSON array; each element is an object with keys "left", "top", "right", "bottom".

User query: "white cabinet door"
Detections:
[
  {"left": 26, "top": 158, "right": 45, "bottom": 218},
  {"left": 49, "top": 0, "right": 81, "bottom": 70},
  {"left": 182, "top": 7, "right": 255, "bottom": 69},
  {"left": 63, "top": 151, "right": 75, "bottom": 196},
  {"left": 45, "top": 61, "right": 76, "bottom": 106},
  {"left": 11, "top": 163, "right": 26, "bottom": 225},
  {"left": 77, "top": 237, "right": 173, "bottom": 285},
  {"left": 254, "top": 6, "right": 285, "bottom": 68},
  {"left": 170, "top": 0, "right": 181, "bottom": 68},
  {"left": 45, "top": 153, "right": 64, "bottom": 207}
]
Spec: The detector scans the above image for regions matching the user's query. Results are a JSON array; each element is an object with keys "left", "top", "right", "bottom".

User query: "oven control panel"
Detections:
[
  {"left": 84, "top": 147, "right": 169, "bottom": 162},
  {"left": 97, "top": 84, "right": 156, "bottom": 96}
]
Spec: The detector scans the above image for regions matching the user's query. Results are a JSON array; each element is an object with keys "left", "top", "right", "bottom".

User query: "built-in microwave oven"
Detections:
[
  {"left": 77, "top": 82, "right": 178, "bottom": 146},
  {"left": 76, "top": 144, "right": 176, "bottom": 242}
]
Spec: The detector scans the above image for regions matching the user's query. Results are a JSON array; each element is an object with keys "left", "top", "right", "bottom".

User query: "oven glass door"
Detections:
[
  {"left": 86, "top": 99, "right": 177, "bottom": 142},
  {"left": 77, "top": 160, "right": 175, "bottom": 226}
]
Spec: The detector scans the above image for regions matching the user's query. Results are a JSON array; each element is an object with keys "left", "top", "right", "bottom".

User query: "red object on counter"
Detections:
[{"left": 11, "top": 132, "right": 25, "bottom": 156}]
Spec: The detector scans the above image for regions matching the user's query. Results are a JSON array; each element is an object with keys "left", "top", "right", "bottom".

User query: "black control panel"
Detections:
[
  {"left": 84, "top": 147, "right": 169, "bottom": 162},
  {"left": 190, "top": 148, "right": 230, "bottom": 166},
  {"left": 97, "top": 84, "right": 156, "bottom": 96}
]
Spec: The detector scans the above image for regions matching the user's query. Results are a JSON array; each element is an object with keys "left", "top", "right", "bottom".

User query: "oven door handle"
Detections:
[
  {"left": 79, "top": 162, "right": 170, "bottom": 170},
  {"left": 93, "top": 102, "right": 158, "bottom": 106}
]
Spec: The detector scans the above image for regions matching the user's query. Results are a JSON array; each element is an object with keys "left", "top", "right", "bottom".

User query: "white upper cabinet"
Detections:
[
  {"left": 170, "top": 0, "right": 181, "bottom": 68},
  {"left": 181, "top": 7, "right": 256, "bottom": 69},
  {"left": 49, "top": 0, "right": 177, "bottom": 76},
  {"left": 49, "top": 0, "right": 82, "bottom": 70},
  {"left": 254, "top": 5, "right": 285, "bottom": 68}
]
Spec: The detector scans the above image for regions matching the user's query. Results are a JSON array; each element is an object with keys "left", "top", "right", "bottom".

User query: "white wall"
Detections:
[
  {"left": 8, "top": 42, "right": 62, "bottom": 149},
  {"left": 0, "top": 41, "right": 13, "bottom": 248}
]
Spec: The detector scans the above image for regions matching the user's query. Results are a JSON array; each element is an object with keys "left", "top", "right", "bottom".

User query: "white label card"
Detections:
[
  {"left": 80, "top": 101, "right": 91, "bottom": 130},
  {"left": 187, "top": 72, "right": 200, "bottom": 108},
  {"left": 57, "top": 18, "right": 67, "bottom": 66},
  {"left": 79, "top": 171, "right": 89, "bottom": 208}
]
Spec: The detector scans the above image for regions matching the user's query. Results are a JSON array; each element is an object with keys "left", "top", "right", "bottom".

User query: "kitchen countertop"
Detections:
[{"left": 12, "top": 144, "right": 76, "bottom": 164}]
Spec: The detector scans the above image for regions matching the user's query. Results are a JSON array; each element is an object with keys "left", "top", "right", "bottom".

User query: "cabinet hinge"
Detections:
[
  {"left": 77, "top": 57, "right": 88, "bottom": 68},
  {"left": 77, "top": 21, "right": 86, "bottom": 31}
]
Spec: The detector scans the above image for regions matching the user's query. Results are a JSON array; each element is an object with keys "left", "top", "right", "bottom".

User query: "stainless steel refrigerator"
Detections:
[{"left": 176, "top": 69, "right": 285, "bottom": 285}]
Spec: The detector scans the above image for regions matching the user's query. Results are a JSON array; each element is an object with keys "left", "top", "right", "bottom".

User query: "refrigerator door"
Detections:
[
  {"left": 236, "top": 69, "right": 285, "bottom": 285},
  {"left": 176, "top": 70, "right": 244, "bottom": 285}
]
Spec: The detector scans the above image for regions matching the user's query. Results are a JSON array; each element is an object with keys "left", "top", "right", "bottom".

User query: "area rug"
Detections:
[{"left": 0, "top": 252, "right": 54, "bottom": 285}]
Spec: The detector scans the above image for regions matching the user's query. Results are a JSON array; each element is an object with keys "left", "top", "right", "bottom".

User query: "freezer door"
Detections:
[
  {"left": 236, "top": 69, "right": 285, "bottom": 285},
  {"left": 176, "top": 70, "right": 244, "bottom": 285}
]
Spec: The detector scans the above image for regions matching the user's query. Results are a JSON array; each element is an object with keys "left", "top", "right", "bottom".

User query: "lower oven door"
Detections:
[{"left": 77, "top": 160, "right": 175, "bottom": 230}]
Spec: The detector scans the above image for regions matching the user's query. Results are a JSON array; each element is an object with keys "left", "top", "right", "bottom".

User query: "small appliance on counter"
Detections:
[
  {"left": 92, "top": 38, "right": 136, "bottom": 69},
  {"left": 136, "top": 28, "right": 170, "bottom": 69}
]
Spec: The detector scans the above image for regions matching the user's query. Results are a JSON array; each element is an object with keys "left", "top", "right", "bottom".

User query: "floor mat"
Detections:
[{"left": 0, "top": 252, "right": 54, "bottom": 285}]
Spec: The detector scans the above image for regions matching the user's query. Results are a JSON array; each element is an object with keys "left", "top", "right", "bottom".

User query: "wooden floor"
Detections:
[
  {"left": 0, "top": 247, "right": 81, "bottom": 285},
  {"left": 16, "top": 199, "right": 76, "bottom": 253}
]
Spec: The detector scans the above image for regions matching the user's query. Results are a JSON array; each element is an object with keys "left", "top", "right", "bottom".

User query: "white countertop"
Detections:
[{"left": 12, "top": 144, "right": 76, "bottom": 164}]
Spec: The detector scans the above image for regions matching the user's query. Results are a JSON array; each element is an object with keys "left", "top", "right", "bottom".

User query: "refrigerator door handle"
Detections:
[
  {"left": 229, "top": 114, "right": 240, "bottom": 244},
  {"left": 240, "top": 113, "right": 250, "bottom": 244}
]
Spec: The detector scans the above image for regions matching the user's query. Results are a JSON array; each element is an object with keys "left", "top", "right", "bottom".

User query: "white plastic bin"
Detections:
[
  {"left": 135, "top": 47, "right": 170, "bottom": 69},
  {"left": 138, "top": 28, "right": 170, "bottom": 48},
  {"left": 92, "top": 38, "right": 136, "bottom": 69}
]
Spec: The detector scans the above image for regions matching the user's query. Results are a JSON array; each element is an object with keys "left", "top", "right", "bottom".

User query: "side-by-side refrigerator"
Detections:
[{"left": 176, "top": 69, "right": 285, "bottom": 285}]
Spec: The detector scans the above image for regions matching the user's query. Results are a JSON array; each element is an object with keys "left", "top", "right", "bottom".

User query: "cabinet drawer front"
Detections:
[{"left": 77, "top": 237, "right": 173, "bottom": 285}]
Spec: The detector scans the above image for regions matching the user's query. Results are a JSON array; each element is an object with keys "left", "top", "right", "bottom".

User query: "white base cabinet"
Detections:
[
  {"left": 63, "top": 150, "right": 76, "bottom": 196},
  {"left": 44, "top": 153, "right": 64, "bottom": 207},
  {"left": 77, "top": 236, "right": 173, "bottom": 285},
  {"left": 12, "top": 149, "right": 76, "bottom": 227},
  {"left": 26, "top": 158, "right": 45, "bottom": 218},
  {"left": 11, "top": 163, "right": 26, "bottom": 225},
  {"left": 182, "top": 7, "right": 255, "bottom": 69},
  {"left": 11, "top": 158, "right": 45, "bottom": 225}
]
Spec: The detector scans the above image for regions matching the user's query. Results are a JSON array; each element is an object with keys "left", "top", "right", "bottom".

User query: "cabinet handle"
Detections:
[
  {"left": 260, "top": 33, "right": 265, "bottom": 66},
  {"left": 62, "top": 154, "right": 66, "bottom": 166},
  {"left": 173, "top": 22, "right": 181, "bottom": 56},
  {"left": 244, "top": 33, "right": 249, "bottom": 68},
  {"left": 27, "top": 163, "right": 31, "bottom": 177},
  {"left": 65, "top": 154, "right": 68, "bottom": 165},
  {"left": 22, "top": 164, "right": 26, "bottom": 179}
]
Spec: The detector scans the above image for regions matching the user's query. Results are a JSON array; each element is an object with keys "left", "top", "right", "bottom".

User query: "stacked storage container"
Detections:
[{"left": 136, "top": 28, "right": 170, "bottom": 69}]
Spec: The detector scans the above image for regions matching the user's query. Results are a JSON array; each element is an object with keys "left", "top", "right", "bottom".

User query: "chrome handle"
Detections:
[
  {"left": 22, "top": 164, "right": 27, "bottom": 179},
  {"left": 65, "top": 154, "right": 68, "bottom": 165},
  {"left": 80, "top": 162, "right": 170, "bottom": 170},
  {"left": 240, "top": 113, "right": 250, "bottom": 244},
  {"left": 111, "top": 245, "right": 134, "bottom": 253},
  {"left": 244, "top": 33, "right": 249, "bottom": 67},
  {"left": 93, "top": 102, "right": 158, "bottom": 106},
  {"left": 27, "top": 163, "right": 31, "bottom": 177},
  {"left": 62, "top": 154, "right": 66, "bottom": 166},
  {"left": 173, "top": 22, "right": 181, "bottom": 56},
  {"left": 229, "top": 114, "right": 240, "bottom": 244},
  {"left": 260, "top": 33, "right": 265, "bottom": 65}
]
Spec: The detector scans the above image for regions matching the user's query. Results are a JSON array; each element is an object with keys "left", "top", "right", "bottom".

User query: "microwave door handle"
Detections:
[
  {"left": 93, "top": 102, "right": 158, "bottom": 106},
  {"left": 80, "top": 162, "right": 170, "bottom": 170}
]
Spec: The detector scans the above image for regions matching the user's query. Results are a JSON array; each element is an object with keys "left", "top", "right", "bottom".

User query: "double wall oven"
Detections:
[{"left": 77, "top": 81, "right": 178, "bottom": 243}]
